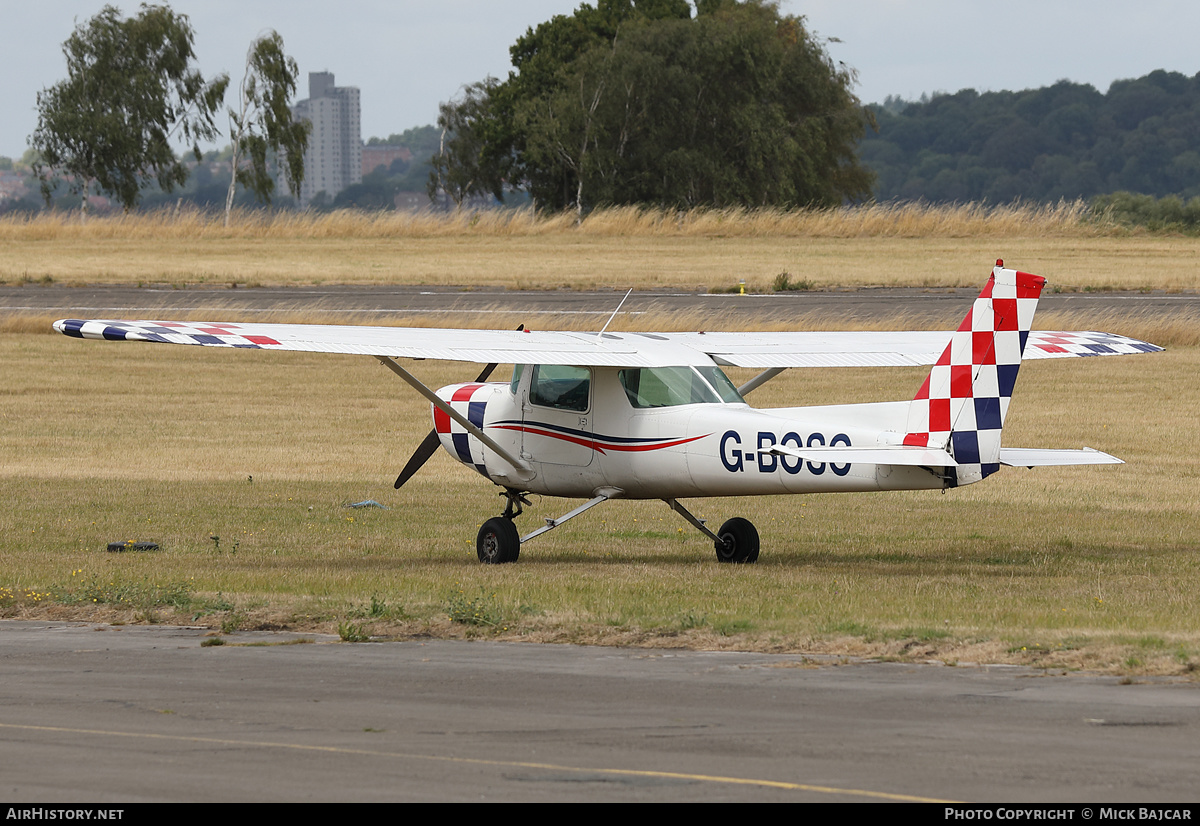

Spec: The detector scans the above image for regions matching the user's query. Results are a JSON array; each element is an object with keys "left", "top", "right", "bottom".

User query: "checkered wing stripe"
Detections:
[
  {"left": 1026, "top": 331, "right": 1163, "bottom": 358},
  {"left": 56, "top": 319, "right": 280, "bottom": 348}
]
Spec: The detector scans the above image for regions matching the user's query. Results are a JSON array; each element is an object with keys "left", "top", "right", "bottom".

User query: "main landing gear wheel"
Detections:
[
  {"left": 714, "top": 517, "right": 759, "bottom": 564},
  {"left": 476, "top": 517, "right": 520, "bottom": 564}
]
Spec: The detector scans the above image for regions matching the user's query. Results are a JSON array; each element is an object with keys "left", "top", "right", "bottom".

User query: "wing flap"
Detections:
[{"left": 664, "top": 330, "right": 1159, "bottom": 368}]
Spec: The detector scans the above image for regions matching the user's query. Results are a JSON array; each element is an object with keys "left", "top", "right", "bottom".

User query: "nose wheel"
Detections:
[{"left": 476, "top": 517, "right": 520, "bottom": 564}]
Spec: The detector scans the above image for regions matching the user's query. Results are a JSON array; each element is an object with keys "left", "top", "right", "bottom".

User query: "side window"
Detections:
[
  {"left": 510, "top": 364, "right": 525, "bottom": 395},
  {"left": 530, "top": 365, "right": 590, "bottom": 412}
]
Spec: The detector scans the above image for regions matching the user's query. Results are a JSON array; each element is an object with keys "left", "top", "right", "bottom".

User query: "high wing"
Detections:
[{"left": 52, "top": 318, "right": 1161, "bottom": 368}]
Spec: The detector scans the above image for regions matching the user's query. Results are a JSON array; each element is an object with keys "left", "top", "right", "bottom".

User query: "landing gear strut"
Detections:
[
  {"left": 474, "top": 489, "right": 530, "bottom": 564},
  {"left": 475, "top": 488, "right": 615, "bottom": 564},
  {"left": 664, "top": 499, "right": 760, "bottom": 564}
]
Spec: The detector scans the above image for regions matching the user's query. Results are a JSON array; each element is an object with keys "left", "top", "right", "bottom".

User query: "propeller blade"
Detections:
[{"left": 394, "top": 429, "right": 442, "bottom": 489}]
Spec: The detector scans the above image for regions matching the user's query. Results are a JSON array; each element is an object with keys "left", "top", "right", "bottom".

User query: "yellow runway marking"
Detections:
[{"left": 1, "top": 721, "right": 954, "bottom": 802}]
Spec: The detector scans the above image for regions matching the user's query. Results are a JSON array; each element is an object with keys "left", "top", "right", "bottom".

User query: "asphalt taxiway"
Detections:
[
  {"left": 4, "top": 283, "right": 1198, "bottom": 326},
  {"left": 2, "top": 622, "right": 1198, "bottom": 802}
]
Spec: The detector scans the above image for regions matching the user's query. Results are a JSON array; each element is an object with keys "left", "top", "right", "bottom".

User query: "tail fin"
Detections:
[{"left": 904, "top": 260, "right": 1046, "bottom": 487}]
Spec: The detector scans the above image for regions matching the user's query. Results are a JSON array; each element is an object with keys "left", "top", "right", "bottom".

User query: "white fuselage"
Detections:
[{"left": 435, "top": 366, "right": 944, "bottom": 500}]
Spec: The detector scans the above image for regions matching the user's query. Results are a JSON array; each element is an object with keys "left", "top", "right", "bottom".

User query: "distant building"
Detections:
[
  {"left": 288, "top": 72, "right": 362, "bottom": 206},
  {"left": 362, "top": 144, "right": 412, "bottom": 177},
  {"left": 0, "top": 170, "right": 30, "bottom": 204}
]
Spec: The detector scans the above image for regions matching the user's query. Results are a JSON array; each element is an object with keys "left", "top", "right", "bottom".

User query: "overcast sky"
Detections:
[{"left": 4, "top": 1, "right": 1199, "bottom": 160}]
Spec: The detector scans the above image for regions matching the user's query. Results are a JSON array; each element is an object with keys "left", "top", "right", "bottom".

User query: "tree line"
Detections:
[{"left": 862, "top": 70, "right": 1200, "bottom": 204}]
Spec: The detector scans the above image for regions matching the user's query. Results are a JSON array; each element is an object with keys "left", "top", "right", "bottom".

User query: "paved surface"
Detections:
[
  {"left": 2, "top": 621, "right": 1198, "bottom": 802},
  {"left": 4, "top": 284, "right": 1198, "bottom": 326}
]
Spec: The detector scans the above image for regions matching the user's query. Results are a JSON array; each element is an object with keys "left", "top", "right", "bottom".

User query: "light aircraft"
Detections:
[{"left": 55, "top": 260, "right": 1160, "bottom": 564}]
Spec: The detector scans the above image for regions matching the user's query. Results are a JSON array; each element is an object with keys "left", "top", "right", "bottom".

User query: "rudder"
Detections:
[{"left": 903, "top": 260, "right": 1046, "bottom": 486}]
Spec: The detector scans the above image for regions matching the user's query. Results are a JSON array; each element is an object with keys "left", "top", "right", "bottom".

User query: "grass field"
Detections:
[{"left": 1, "top": 207, "right": 1197, "bottom": 675}]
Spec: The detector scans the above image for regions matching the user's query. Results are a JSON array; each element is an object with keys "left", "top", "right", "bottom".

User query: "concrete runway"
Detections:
[
  {"left": 4, "top": 283, "right": 1199, "bottom": 326},
  {"left": 2, "top": 621, "right": 1199, "bottom": 803}
]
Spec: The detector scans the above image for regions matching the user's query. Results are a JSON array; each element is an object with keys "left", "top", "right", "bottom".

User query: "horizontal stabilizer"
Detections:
[
  {"left": 999, "top": 447, "right": 1123, "bottom": 467},
  {"left": 768, "top": 443, "right": 959, "bottom": 467}
]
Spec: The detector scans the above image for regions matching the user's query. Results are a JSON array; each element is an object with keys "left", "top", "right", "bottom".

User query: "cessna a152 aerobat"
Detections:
[{"left": 55, "top": 261, "right": 1160, "bottom": 564}]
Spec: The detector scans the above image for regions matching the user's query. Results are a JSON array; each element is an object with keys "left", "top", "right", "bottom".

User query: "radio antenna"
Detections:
[{"left": 597, "top": 288, "right": 633, "bottom": 338}]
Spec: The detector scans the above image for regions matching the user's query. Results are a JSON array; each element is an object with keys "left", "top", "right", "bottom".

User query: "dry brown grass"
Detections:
[
  {"left": 0, "top": 201, "right": 1113, "bottom": 241},
  {"left": 4, "top": 202, "right": 1196, "bottom": 291}
]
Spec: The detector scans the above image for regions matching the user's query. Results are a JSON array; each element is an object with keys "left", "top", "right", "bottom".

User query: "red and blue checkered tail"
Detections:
[{"left": 903, "top": 260, "right": 1046, "bottom": 487}]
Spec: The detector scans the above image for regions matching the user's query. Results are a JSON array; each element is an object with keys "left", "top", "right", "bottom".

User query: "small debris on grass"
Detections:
[
  {"left": 346, "top": 500, "right": 388, "bottom": 509},
  {"left": 106, "top": 541, "right": 159, "bottom": 552}
]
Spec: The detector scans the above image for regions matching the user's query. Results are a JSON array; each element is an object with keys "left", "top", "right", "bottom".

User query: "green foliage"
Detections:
[
  {"left": 863, "top": 71, "right": 1200, "bottom": 203},
  {"left": 220, "top": 612, "right": 246, "bottom": 633},
  {"left": 429, "top": 78, "right": 511, "bottom": 207},
  {"left": 337, "top": 620, "right": 371, "bottom": 642},
  {"left": 367, "top": 125, "right": 441, "bottom": 153},
  {"left": 225, "top": 31, "right": 310, "bottom": 222},
  {"left": 52, "top": 571, "right": 193, "bottom": 611},
  {"left": 347, "top": 594, "right": 406, "bottom": 620},
  {"left": 772, "top": 272, "right": 814, "bottom": 291},
  {"left": 712, "top": 617, "right": 755, "bottom": 636},
  {"left": 446, "top": 587, "right": 504, "bottom": 627},
  {"left": 433, "top": 0, "right": 872, "bottom": 213},
  {"left": 1091, "top": 191, "right": 1200, "bottom": 232},
  {"left": 31, "top": 4, "right": 228, "bottom": 211}
]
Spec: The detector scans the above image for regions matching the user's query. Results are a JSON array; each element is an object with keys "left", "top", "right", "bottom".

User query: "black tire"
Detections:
[
  {"left": 714, "top": 517, "right": 759, "bottom": 564},
  {"left": 476, "top": 517, "right": 520, "bottom": 564}
]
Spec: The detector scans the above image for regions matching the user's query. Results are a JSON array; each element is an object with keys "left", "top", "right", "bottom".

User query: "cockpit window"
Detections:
[
  {"left": 619, "top": 366, "right": 745, "bottom": 408},
  {"left": 695, "top": 365, "right": 745, "bottom": 404},
  {"left": 510, "top": 364, "right": 524, "bottom": 395},
  {"left": 529, "top": 365, "right": 590, "bottom": 411}
]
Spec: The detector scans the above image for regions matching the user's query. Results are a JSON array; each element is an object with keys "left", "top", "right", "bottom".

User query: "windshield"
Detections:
[{"left": 619, "top": 366, "right": 744, "bottom": 408}]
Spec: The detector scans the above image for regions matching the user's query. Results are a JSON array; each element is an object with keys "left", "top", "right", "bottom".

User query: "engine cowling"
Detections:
[{"left": 432, "top": 382, "right": 513, "bottom": 478}]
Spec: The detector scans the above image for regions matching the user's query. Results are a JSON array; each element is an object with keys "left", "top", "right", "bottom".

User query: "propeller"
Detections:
[{"left": 393, "top": 325, "right": 522, "bottom": 490}]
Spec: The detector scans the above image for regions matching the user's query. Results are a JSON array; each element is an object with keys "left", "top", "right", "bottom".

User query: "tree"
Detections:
[
  {"left": 428, "top": 79, "right": 508, "bottom": 207},
  {"left": 30, "top": 4, "right": 228, "bottom": 213},
  {"left": 224, "top": 31, "right": 310, "bottom": 225},
  {"left": 433, "top": 0, "right": 872, "bottom": 213}
]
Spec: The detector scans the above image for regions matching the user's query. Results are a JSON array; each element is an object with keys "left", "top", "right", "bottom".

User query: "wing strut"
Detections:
[
  {"left": 375, "top": 356, "right": 533, "bottom": 482},
  {"left": 736, "top": 367, "right": 786, "bottom": 397}
]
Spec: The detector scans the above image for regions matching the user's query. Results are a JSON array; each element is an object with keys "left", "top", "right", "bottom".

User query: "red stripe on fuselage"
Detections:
[{"left": 491, "top": 424, "right": 707, "bottom": 455}]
